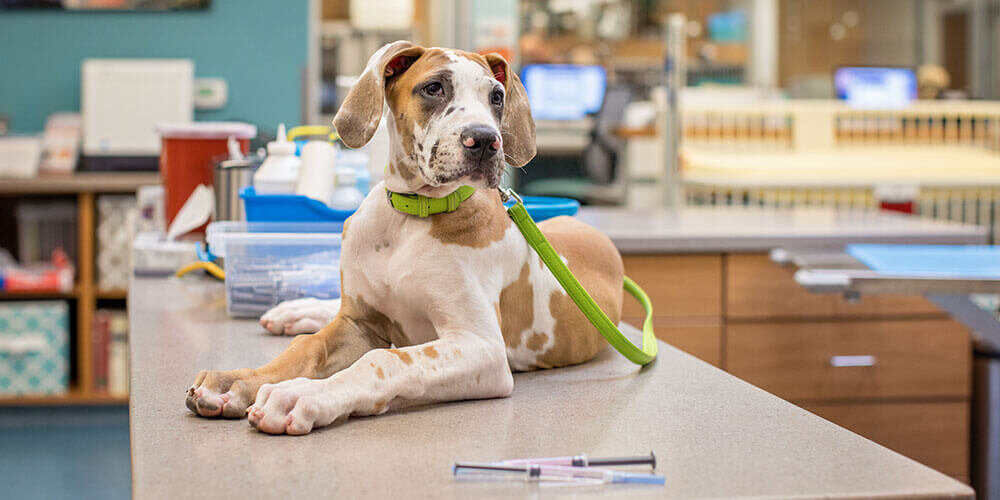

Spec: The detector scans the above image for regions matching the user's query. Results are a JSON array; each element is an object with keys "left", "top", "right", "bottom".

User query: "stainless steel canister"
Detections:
[{"left": 213, "top": 157, "right": 261, "bottom": 221}]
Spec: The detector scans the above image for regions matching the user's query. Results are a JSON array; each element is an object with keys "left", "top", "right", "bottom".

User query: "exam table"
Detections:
[
  {"left": 128, "top": 275, "right": 971, "bottom": 499},
  {"left": 775, "top": 244, "right": 1000, "bottom": 500}
]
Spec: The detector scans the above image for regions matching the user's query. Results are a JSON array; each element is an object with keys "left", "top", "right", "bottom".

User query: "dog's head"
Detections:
[{"left": 334, "top": 41, "right": 535, "bottom": 192}]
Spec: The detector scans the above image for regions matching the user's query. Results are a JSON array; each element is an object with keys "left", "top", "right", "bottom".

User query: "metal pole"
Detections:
[{"left": 663, "top": 13, "right": 686, "bottom": 208}]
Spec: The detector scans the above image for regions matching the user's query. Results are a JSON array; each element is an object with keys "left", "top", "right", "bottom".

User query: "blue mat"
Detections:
[{"left": 846, "top": 244, "right": 1000, "bottom": 278}]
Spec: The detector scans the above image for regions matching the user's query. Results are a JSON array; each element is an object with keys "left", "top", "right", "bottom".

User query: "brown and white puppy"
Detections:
[{"left": 185, "top": 41, "right": 624, "bottom": 435}]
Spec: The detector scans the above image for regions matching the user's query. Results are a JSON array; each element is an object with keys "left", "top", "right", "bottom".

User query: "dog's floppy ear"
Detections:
[
  {"left": 483, "top": 53, "right": 536, "bottom": 167},
  {"left": 334, "top": 40, "right": 426, "bottom": 148}
]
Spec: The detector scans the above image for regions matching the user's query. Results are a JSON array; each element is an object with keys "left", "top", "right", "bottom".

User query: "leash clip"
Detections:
[{"left": 500, "top": 187, "right": 523, "bottom": 205}]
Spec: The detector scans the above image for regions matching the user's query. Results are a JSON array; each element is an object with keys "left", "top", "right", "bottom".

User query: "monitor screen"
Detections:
[
  {"left": 834, "top": 67, "right": 917, "bottom": 109},
  {"left": 521, "top": 64, "right": 607, "bottom": 120}
]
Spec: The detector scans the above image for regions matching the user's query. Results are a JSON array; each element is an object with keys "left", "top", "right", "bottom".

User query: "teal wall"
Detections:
[{"left": 0, "top": 0, "right": 309, "bottom": 133}]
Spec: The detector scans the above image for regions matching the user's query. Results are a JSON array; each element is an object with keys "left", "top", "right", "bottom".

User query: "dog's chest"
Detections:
[{"left": 343, "top": 199, "right": 506, "bottom": 345}]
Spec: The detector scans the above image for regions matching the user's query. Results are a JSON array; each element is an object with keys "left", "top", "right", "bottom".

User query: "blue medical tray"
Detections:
[
  {"left": 504, "top": 196, "right": 580, "bottom": 222},
  {"left": 846, "top": 244, "right": 1000, "bottom": 278},
  {"left": 241, "top": 186, "right": 356, "bottom": 223},
  {"left": 242, "top": 186, "right": 579, "bottom": 223}
]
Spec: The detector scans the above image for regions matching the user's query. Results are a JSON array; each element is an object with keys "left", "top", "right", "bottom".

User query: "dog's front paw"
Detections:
[
  {"left": 186, "top": 368, "right": 257, "bottom": 418},
  {"left": 247, "top": 378, "right": 341, "bottom": 435},
  {"left": 260, "top": 297, "right": 341, "bottom": 336}
]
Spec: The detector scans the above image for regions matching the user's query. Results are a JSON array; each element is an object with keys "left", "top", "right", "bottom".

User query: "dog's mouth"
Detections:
[
  {"left": 426, "top": 155, "right": 503, "bottom": 189},
  {"left": 432, "top": 165, "right": 501, "bottom": 189}
]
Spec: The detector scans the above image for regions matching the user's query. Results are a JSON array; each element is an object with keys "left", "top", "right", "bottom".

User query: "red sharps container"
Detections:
[{"left": 156, "top": 122, "right": 257, "bottom": 233}]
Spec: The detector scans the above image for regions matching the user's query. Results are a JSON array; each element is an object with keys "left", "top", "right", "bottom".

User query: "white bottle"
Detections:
[
  {"left": 295, "top": 139, "right": 337, "bottom": 205},
  {"left": 328, "top": 168, "right": 367, "bottom": 211},
  {"left": 254, "top": 123, "right": 300, "bottom": 194}
]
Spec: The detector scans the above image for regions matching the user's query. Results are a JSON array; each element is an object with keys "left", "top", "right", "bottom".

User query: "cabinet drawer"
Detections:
[
  {"left": 622, "top": 255, "right": 721, "bottom": 318},
  {"left": 802, "top": 402, "right": 969, "bottom": 478},
  {"left": 727, "top": 320, "right": 971, "bottom": 400},
  {"left": 622, "top": 317, "right": 721, "bottom": 366},
  {"left": 726, "top": 254, "right": 942, "bottom": 319}
]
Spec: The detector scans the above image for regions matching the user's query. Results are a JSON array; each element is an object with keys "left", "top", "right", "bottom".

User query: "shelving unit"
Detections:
[{"left": 0, "top": 172, "right": 160, "bottom": 406}]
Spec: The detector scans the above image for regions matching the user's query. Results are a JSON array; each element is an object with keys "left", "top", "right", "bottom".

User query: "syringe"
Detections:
[
  {"left": 500, "top": 451, "right": 656, "bottom": 468},
  {"left": 453, "top": 462, "right": 665, "bottom": 485}
]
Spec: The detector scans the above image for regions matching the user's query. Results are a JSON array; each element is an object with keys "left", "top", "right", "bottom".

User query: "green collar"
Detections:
[{"left": 386, "top": 185, "right": 477, "bottom": 217}]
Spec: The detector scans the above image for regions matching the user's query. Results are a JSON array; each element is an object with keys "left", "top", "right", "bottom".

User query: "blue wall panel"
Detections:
[{"left": 0, "top": 0, "right": 309, "bottom": 133}]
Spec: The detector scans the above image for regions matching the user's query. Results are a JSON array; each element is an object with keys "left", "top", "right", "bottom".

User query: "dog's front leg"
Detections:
[
  {"left": 247, "top": 325, "right": 512, "bottom": 435},
  {"left": 186, "top": 311, "right": 386, "bottom": 418}
]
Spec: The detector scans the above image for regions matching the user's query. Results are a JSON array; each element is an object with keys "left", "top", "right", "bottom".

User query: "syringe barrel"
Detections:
[
  {"left": 501, "top": 455, "right": 584, "bottom": 466},
  {"left": 534, "top": 465, "right": 611, "bottom": 482}
]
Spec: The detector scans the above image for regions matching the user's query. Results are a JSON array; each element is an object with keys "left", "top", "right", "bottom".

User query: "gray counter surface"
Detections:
[
  {"left": 130, "top": 277, "right": 972, "bottom": 499},
  {"left": 576, "top": 206, "right": 987, "bottom": 253}
]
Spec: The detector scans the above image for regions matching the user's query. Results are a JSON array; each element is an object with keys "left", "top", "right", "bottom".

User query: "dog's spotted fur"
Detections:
[{"left": 186, "top": 41, "right": 624, "bottom": 434}]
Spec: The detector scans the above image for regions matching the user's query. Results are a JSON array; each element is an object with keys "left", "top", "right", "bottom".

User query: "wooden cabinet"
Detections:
[
  {"left": 622, "top": 255, "right": 722, "bottom": 318},
  {"left": 727, "top": 320, "right": 971, "bottom": 400},
  {"left": 620, "top": 251, "right": 972, "bottom": 480},
  {"left": 622, "top": 255, "right": 722, "bottom": 366},
  {"left": 727, "top": 254, "right": 943, "bottom": 319},
  {"left": 622, "top": 317, "right": 722, "bottom": 366},
  {"left": 802, "top": 402, "right": 970, "bottom": 478}
]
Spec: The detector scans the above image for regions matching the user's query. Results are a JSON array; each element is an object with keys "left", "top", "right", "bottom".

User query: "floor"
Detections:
[{"left": 0, "top": 405, "right": 130, "bottom": 500}]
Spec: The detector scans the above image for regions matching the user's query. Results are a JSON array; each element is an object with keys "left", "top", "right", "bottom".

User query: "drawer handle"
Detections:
[
  {"left": 829, "top": 355, "right": 877, "bottom": 367},
  {"left": 0, "top": 334, "right": 47, "bottom": 356}
]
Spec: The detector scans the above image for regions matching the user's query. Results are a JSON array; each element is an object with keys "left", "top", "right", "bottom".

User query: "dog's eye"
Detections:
[
  {"left": 423, "top": 82, "right": 444, "bottom": 97},
  {"left": 491, "top": 90, "right": 504, "bottom": 106}
]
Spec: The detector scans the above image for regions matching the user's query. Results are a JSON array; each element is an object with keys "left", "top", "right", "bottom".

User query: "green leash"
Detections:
[
  {"left": 384, "top": 184, "right": 658, "bottom": 365},
  {"left": 501, "top": 189, "right": 657, "bottom": 365}
]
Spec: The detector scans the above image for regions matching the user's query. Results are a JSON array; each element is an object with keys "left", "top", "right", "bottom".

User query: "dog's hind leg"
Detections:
[{"left": 186, "top": 310, "right": 387, "bottom": 418}]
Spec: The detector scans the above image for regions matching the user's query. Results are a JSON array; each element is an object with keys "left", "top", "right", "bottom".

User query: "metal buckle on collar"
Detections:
[{"left": 386, "top": 189, "right": 418, "bottom": 208}]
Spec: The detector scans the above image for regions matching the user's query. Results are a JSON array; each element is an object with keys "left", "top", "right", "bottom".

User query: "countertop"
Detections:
[
  {"left": 576, "top": 206, "right": 987, "bottom": 253},
  {"left": 129, "top": 277, "right": 972, "bottom": 499}
]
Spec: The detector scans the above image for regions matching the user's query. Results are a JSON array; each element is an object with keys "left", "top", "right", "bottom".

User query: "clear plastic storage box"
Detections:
[{"left": 205, "top": 221, "right": 343, "bottom": 318}]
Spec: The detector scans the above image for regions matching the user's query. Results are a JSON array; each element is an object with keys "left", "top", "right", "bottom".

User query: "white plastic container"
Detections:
[
  {"left": 0, "top": 136, "right": 42, "bottom": 179},
  {"left": 295, "top": 140, "right": 337, "bottom": 206},
  {"left": 206, "top": 221, "right": 343, "bottom": 318},
  {"left": 336, "top": 148, "right": 372, "bottom": 193},
  {"left": 253, "top": 123, "right": 300, "bottom": 194},
  {"left": 132, "top": 232, "right": 198, "bottom": 276},
  {"left": 328, "top": 168, "right": 366, "bottom": 211}
]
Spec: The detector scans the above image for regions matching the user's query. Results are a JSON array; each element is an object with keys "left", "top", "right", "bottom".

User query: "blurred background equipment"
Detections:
[{"left": 81, "top": 59, "right": 194, "bottom": 172}]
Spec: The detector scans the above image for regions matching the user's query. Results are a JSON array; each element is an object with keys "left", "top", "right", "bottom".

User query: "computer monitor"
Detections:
[
  {"left": 521, "top": 64, "right": 607, "bottom": 120},
  {"left": 834, "top": 66, "right": 917, "bottom": 109}
]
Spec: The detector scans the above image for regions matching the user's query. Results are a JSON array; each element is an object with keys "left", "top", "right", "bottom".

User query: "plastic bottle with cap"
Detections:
[
  {"left": 253, "top": 123, "right": 300, "bottom": 194},
  {"left": 295, "top": 138, "right": 337, "bottom": 204},
  {"left": 328, "top": 167, "right": 367, "bottom": 211}
]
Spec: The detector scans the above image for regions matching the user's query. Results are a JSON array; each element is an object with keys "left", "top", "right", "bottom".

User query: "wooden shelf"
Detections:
[
  {"left": 0, "top": 285, "right": 127, "bottom": 300},
  {"left": 97, "top": 288, "right": 128, "bottom": 299},
  {"left": 0, "top": 290, "right": 76, "bottom": 300},
  {"left": 0, "top": 388, "right": 127, "bottom": 406},
  {"left": 0, "top": 172, "right": 160, "bottom": 195},
  {"left": 0, "top": 173, "right": 149, "bottom": 406}
]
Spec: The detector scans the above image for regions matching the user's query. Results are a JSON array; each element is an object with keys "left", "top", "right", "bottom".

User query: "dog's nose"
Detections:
[{"left": 460, "top": 125, "right": 500, "bottom": 159}]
